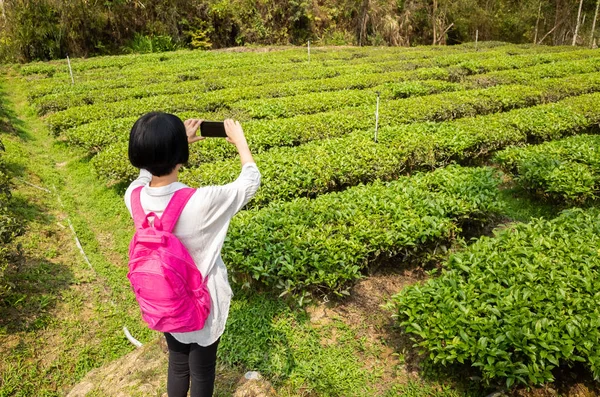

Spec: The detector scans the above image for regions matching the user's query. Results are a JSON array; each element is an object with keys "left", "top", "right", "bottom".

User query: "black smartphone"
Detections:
[{"left": 200, "top": 121, "right": 227, "bottom": 138}]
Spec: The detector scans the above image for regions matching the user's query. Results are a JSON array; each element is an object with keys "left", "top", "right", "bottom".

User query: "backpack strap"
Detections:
[
  {"left": 160, "top": 188, "right": 197, "bottom": 233},
  {"left": 130, "top": 186, "right": 146, "bottom": 230}
]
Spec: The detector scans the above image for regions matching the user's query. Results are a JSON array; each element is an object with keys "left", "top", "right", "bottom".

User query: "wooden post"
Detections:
[
  {"left": 475, "top": 29, "right": 479, "bottom": 50},
  {"left": 308, "top": 40, "right": 310, "bottom": 63},
  {"left": 591, "top": 0, "right": 600, "bottom": 48},
  {"left": 374, "top": 92, "right": 380, "bottom": 143},
  {"left": 534, "top": 1, "right": 542, "bottom": 44},
  {"left": 67, "top": 55, "right": 74, "bottom": 85},
  {"left": 573, "top": 0, "right": 584, "bottom": 46}
]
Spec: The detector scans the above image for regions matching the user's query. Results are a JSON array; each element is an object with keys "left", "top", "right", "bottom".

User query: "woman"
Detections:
[{"left": 125, "top": 112, "right": 260, "bottom": 397}]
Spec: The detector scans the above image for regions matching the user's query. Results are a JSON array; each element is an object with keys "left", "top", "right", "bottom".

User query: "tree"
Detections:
[
  {"left": 591, "top": 0, "right": 599, "bottom": 46},
  {"left": 573, "top": 0, "right": 584, "bottom": 45}
]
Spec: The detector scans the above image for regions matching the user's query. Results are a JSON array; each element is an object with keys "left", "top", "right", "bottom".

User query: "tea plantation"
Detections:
[{"left": 2, "top": 43, "right": 600, "bottom": 396}]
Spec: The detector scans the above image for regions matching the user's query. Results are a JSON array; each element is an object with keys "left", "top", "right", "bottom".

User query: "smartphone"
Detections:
[{"left": 200, "top": 121, "right": 227, "bottom": 138}]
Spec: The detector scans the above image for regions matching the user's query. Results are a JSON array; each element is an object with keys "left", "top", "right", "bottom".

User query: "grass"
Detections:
[
  {"left": 222, "top": 291, "right": 379, "bottom": 396},
  {"left": 0, "top": 77, "right": 149, "bottom": 396},
  {"left": 496, "top": 184, "right": 562, "bottom": 224}
]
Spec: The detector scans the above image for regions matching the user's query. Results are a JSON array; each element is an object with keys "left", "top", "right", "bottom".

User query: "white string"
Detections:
[
  {"left": 13, "top": 177, "right": 52, "bottom": 193},
  {"left": 51, "top": 183, "right": 143, "bottom": 347},
  {"left": 123, "top": 326, "right": 143, "bottom": 348}
]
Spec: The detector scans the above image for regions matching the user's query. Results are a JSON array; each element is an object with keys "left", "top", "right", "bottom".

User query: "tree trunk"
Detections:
[
  {"left": 538, "top": 23, "right": 560, "bottom": 44},
  {"left": 439, "top": 22, "right": 453, "bottom": 45},
  {"left": 358, "top": 0, "right": 369, "bottom": 46},
  {"left": 534, "top": 1, "right": 542, "bottom": 44},
  {"left": 573, "top": 0, "right": 584, "bottom": 46},
  {"left": 432, "top": 0, "right": 438, "bottom": 45},
  {"left": 591, "top": 0, "right": 600, "bottom": 47},
  {"left": 553, "top": 0, "right": 561, "bottom": 44}
]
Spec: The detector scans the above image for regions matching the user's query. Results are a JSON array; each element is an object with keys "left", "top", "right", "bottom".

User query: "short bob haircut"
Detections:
[{"left": 128, "top": 112, "right": 189, "bottom": 177}]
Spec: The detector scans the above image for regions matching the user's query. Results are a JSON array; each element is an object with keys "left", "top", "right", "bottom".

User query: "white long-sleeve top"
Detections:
[{"left": 124, "top": 163, "right": 261, "bottom": 346}]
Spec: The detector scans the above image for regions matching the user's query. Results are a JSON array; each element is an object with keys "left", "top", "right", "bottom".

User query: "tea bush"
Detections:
[
  {"left": 168, "top": 92, "right": 600, "bottom": 208},
  {"left": 223, "top": 165, "right": 502, "bottom": 297},
  {"left": 392, "top": 208, "right": 600, "bottom": 387},
  {"left": 495, "top": 134, "right": 600, "bottom": 204}
]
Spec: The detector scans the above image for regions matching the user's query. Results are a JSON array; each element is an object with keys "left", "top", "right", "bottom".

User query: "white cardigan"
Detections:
[{"left": 124, "top": 163, "right": 261, "bottom": 346}]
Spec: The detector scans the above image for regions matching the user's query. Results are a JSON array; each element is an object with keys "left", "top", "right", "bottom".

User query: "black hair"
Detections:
[{"left": 128, "top": 112, "right": 189, "bottom": 177}]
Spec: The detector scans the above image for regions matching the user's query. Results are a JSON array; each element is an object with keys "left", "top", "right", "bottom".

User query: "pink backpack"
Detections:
[{"left": 128, "top": 186, "right": 210, "bottom": 333}]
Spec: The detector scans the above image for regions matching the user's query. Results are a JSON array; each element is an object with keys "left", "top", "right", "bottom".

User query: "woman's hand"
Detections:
[
  {"left": 224, "top": 119, "right": 254, "bottom": 165},
  {"left": 184, "top": 119, "right": 205, "bottom": 144},
  {"left": 224, "top": 119, "right": 247, "bottom": 146}
]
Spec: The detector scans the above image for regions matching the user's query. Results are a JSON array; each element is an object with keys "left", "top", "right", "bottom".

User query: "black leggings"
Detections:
[{"left": 164, "top": 333, "right": 220, "bottom": 397}]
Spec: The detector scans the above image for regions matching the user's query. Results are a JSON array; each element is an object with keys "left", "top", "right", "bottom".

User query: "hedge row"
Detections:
[
  {"left": 21, "top": 42, "right": 533, "bottom": 90},
  {"left": 30, "top": 45, "right": 593, "bottom": 112},
  {"left": 27, "top": 43, "right": 584, "bottom": 87},
  {"left": 41, "top": 64, "right": 359, "bottom": 124},
  {"left": 22, "top": 46, "right": 361, "bottom": 80},
  {"left": 65, "top": 106, "right": 370, "bottom": 157},
  {"left": 495, "top": 134, "right": 600, "bottom": 204},
  {"left": 64, "top": 58, "right": 600, "bottom": 157},
  {"left": 21, "top": 41, "right": 568, "bottom": 79},
  {"left": 23, "top": 45, "right": 426, "bottom": 79},
  {"left": 440, "top": 47, "right": 596, "bottom": 79},
  {"left": 53, "top": 69, "right": 600, "bottom": 151},
  {"left": 19, "top": 41, "right": 527, "bottom": 78},
  {"left": 391, "top": 207, "right": 600, "bottom": 387},
  {"left": 468, "top": 56, "right": 600, "bottom": 87},
  {"left": 93, "top": 87, "right": 600, "bottom": 194},
  {"left": 222, "top": 165, "right": 502, "bottom": 297},
  {"left": 24, "top": 44, "right": 474, "bottom": 99},
  {"left": 33, "top": 60, "right": 423, "bottom": 115},
  {"left": 26, "top": 56, "right": 367, "bottom": 101},
  {"left": 44, "top": 49, "right": 529, "bottom": 131},
  {"left": 185, "top": 91, "right": 598, "bottom": 207},
  {"left": 258, "top": 71, "right": 600, "bottom": 125},
  {"left": 34, "top": 66, "right": 461, "bottom": 116}
]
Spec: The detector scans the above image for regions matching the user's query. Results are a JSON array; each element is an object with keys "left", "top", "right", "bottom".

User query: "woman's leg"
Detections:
[
  {"left": 164, "top": 333, "right": 191, "bottom": 397},
  {"left": 188, "top": 338, "right": 220, "bottom": 397}
]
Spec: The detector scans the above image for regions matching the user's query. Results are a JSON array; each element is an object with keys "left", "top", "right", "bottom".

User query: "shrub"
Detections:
[
  {"left": 495, "top": 134, "right": 600, "bottom": 204},
  {"left": 169, "top": 92, "right": 600, "bottom": 209},
  {"left": 0, "top": 140, "right": 23, "bottom": 299},
  {"left": 392, "top": 208, "right": 600, "bottom": 388},
  {"left": 223, "top": 165, "right": 502, "bottom": 298}
]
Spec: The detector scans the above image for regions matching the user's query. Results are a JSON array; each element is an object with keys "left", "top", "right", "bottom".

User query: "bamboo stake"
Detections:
[
  {"left": 67, "top": 55, "right": 74, "bottom": 85},
  {"left": 374, "top": 92, "right": 380, "bottom": 143}
]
